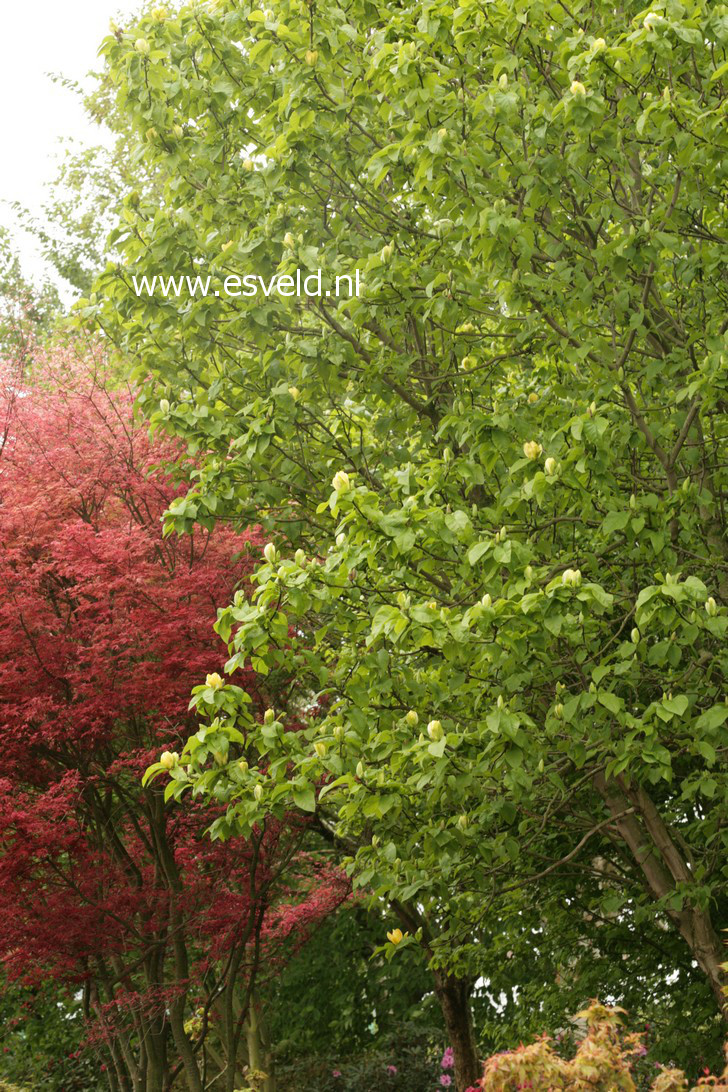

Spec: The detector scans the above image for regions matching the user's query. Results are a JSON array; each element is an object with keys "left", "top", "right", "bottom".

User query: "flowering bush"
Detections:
[{"left": 480, "top": 1004, "right": 728, "bottom": 1091}]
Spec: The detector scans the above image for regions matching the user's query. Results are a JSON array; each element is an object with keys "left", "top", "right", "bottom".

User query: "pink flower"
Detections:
[
  {"left": 440, "top": 1077, "right": 452, "bottom": 1087},
  {"left": 387, "top": 1065, "right": 398, "bottom": 1074},
  {"left": 441, "top": 1047, "right": 454, "bottom": 1069},
  {"left": 332, "top": 1070, "right": 342, "bottom": 1078}
]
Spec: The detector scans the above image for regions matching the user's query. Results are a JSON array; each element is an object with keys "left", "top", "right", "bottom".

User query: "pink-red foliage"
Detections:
[{"left": 0, "top": 345, "right": 349, "bottom": 1085}]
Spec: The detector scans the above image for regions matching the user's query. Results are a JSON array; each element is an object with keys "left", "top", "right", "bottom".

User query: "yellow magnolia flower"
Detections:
[
  {"left": 332, "top": 470, "right": 351, "bottom": 492},
  {"left": 523, "top": 440, "right": 542, "bottom": 460},
  {"left": 427, "top": 719, "right": 443, "bottom": 742},
  {"left": 570, "top": 80, "right": 586, "bottom": 96},
  {"left": 159, "top": 750, "right": 178, "bottom": 770},
  {"left": 387, "top": 928, "right": 404, "bottom": 945},
  {"left": 206, "top": 672, "right": 223, "bottom": 690}
]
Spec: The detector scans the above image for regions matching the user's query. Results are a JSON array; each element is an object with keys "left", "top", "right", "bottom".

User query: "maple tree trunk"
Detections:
[
  {"left": 143, "top": 1021, "right": 167, "bottom": 1092},
  {"left": 433, "top": 970, "right": 480, "bottom": 1091},
  {"left": 595, "top": 772, "right": 728, "bottom": 1020},
  {"left": 245, "top": 994, "right": 276, "bottom": 1092}
]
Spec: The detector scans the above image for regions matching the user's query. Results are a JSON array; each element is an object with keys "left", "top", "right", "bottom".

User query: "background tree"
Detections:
[
  {"left": 0, "top": 228, "right": 61, "bottom": 363},
  {"left": 91, "top": 0, "right": 727, "bottom": 1086}
]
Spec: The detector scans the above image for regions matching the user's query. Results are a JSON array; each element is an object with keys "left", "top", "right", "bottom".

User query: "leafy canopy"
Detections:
[{"left": 92, "top": 0, "right": 728, "bottom": 1027}]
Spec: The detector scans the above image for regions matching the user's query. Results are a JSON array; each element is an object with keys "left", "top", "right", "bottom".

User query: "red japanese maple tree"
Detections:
[{"left": 0, "top": 345, "right": 349, "bottom": 1092}]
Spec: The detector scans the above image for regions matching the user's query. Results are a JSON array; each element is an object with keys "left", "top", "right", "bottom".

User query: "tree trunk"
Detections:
[
  {"left": 432, "top": 970, "right": 480, "bottom": 1091},
  {"left": 595, "top": 771, "right": 728, "bottom": 1019},
  {"left": 245, "top": 994, "right": 276, "bottom": 1092}
]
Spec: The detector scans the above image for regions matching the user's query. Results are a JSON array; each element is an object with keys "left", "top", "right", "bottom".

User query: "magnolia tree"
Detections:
[
  {"left": 92, "top": 1, "right": 727, "bottom": 1087},
  {"left": 0, "top": 346, "right": 350, "bottom": 1092}
]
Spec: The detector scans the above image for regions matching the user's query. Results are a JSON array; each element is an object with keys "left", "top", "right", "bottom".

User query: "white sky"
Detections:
[{"left": 0, "top": 0, "right": 143, "bottom": 289}]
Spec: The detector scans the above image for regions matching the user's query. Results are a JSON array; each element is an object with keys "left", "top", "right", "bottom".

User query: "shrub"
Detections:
[{"left": 480, "top": 1004, "right": 728, "bottom": 1091}]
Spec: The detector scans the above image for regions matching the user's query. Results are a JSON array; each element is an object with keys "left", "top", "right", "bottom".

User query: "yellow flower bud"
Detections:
[
  {"left": 332, "top": 470, "right": 350, "bottom": 493},
  {"left": 528, "top": 392, "right": 539, "bottom": 404},
  {"left": 243, "top": 158, "right": 254, "bottom": 171},
  {"left": 314, "top": 740, "right": 327, "bottom": 758},
  {"left": 173, "top": 124, "right": 184, "bottom": 140},
  {"left": 705, "top": 597, "right": 718, "bottom": 617},
  {"left": 294, "top": 548, "right": 306, "bottom": 566},
  {"left": 427, "top": 719, "right": 443, "bottom": 741},
  {"left": 457, "top": 814, "right": 469, "bottom": 830},
  {"left": 264, "top": 708, "right": 275, "bottom": 724},
  {"left": 263, "top": 542, "right": 277, "bottom": 564},
  {"left": 631, "top": 628, "right": 640, "bottom": 644},
  {"left": 284, "top": 232, "right": 295, "bottom": 248},
  {"left": 288, "top": 386, "right": 300, "bottom": 400},
  {"left": 206, "top": 672, "right": 223, "bottom": 690},
  {"left": 159, "top": 750, "right": 178, "bottom": 770},
  {"left": 380, "top": 243, "right": 394, "bottom": 263},
  {"left": 135, "top": 38, "right": 150, "bottom": 56},
  {"left": 481, "top": 593, "right": 492, "bottom": 608},
  {"left": 305, "top": 49, "right": 318, "bottom": 66},
  {"left": 238, "top": 759, "right": 249, "bottom": 774},
  {"left": 405, "top": 710, "right": 419, "bottom": 727},
  {"left": 523, "top": 441, "right": 542, "bottom": 460},
  {"left": 498, "top": 73, "right": 508, "bottom": 89},
  {"left": 544, "top": 457, "right": 557, "bottom": 476},
  {"left": 356, "top": 760, "right": 365, "bottom": 778},
  {"left": 570, "top": 80, "right": 586, "bottom": 96},
  {"left": 253, "top": 783, "right": 263, "bottom": 801}
]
